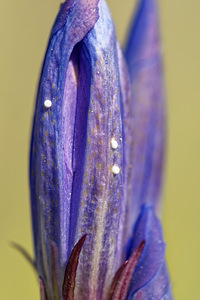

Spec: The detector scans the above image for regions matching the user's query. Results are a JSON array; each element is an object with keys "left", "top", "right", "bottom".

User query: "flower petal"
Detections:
[
  {"left": 126, "top": 206, "right": 173, "bottom": 299},
  {"left": 69, "top": 1, "right": 132, "bottom": 298},
  {"left": 30, "top": 0, "right": 99, "bottom": 293},
  {"left": 125, "top": 0, "right": 166, "bottom": 223},
  {"left": 30, "top": 0, "right": 132, "bottom": 298},
  {"left": 129, "top": 263, "right": 173, "bottom": 300}
]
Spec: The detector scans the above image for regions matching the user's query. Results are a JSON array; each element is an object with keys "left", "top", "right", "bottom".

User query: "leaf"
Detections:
[
  {"left": 10, "top": 241, "right": 36, "bottom": 271},
  {"left": 109, "top": 240, "right": 145, "bottom": 300},
  {"left": 62, "top": 234, "right": 87, "bottom": 300},
  {"left": 39, "top": 277, "right": 47, "bottom": 300},
  {"left": 108, "top": 261, "right": 128, "bottom": 300}
]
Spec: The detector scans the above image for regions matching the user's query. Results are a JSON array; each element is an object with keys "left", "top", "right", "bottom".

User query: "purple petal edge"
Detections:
[
  {"left": 126, "top": 206, "right": 173, "bottom": 299},
  {"left": 131, "top": 263, "right": 173, "bottom": 300}
]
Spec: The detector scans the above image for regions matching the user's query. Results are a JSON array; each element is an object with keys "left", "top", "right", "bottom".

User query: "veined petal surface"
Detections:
[
  {"left": 126, "top": 206, "right": 173, "bottom": 300},
  {"left": 30, "top": 0, "right": 132, "bottom": 299},
  {"left": 30, "top": 0, "right": 99, "bottom": 297},
  {"left": 125, "top": 0, "right": 166, "bottom": 224},
  {"left": 70, "top": 1, "right": 132, "bottom": 299}
]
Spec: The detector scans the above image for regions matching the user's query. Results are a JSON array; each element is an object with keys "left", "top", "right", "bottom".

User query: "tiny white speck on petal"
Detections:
[
  {"left": 44, "top": 100, "right": 52, "bottom": 108},
  {"left": 111, "top": 138, "right": 118, "bottom": 149},
  {"left": 112, "top": 164, "right": 120, "bottom": 175}
]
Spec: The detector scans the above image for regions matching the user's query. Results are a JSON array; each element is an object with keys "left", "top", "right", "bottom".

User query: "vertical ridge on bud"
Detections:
[{"left": 117, "top": 43, "right": 134, "bottom": 242}]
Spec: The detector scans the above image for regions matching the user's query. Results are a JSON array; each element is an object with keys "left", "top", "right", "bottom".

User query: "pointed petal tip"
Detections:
[
  {"left": 126, "top": 0, "right": 161, "bottom": 68},
  {"left": 51, "top": 0, "right": 100, "bottom": 39}
]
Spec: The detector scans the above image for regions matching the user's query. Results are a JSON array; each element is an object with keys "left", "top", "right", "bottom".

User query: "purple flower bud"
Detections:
[
  {"left": 29, "top": 0, "right": 173, "bottom": 298},
  {"left": 125, "top": 0, "right": 166, "bottom": 223},
  {"left": 30, "top": 0, "right": 133, "bottom": 298},
  {"left": 125, "top": 0, "right": 173, "bottom": 298}
]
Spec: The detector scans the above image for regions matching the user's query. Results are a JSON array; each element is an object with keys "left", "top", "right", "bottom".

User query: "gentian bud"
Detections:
[
  {"left": 125, "top": 0, "right": 173, "bottom": 298},
  {"left": 29, "top": 0, "right": 173, "bottom": 299},
  {"left": 125, "top": 0, "right": 166, "bottom": 222},
  {"left": 30, "top": 0, "right": 133, "bottom": 299}
]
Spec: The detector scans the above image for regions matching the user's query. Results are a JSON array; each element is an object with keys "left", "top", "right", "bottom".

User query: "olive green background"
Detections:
[{"left": 0, "top": 0, "right": 199, "bottom": 299}]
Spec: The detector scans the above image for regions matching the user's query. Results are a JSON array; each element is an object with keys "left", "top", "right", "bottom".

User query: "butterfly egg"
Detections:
[
  {"left": 111, "top": 138, "right": 118, "bottom": 149},
  {"left": 44, "top": 100, "right": 52, "bottom": 108},
  {"left": 112, "top": 164, "right": 120, "bottom": 175}
]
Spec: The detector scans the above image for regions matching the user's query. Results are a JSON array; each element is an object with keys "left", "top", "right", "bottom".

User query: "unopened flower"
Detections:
[
  {"left": 29, "top": 0, "right": 173, "bottom": 299},
  {"left": 125, "top": 0, "right": 173, "bottom": 298},
  {"left": 125, "top": 0, "right": 166, "bottom": 225}
]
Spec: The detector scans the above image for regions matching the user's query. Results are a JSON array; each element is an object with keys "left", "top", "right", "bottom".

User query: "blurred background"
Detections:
[{"left": 0, "top": 0, "right": 199, "bottom": 299}]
